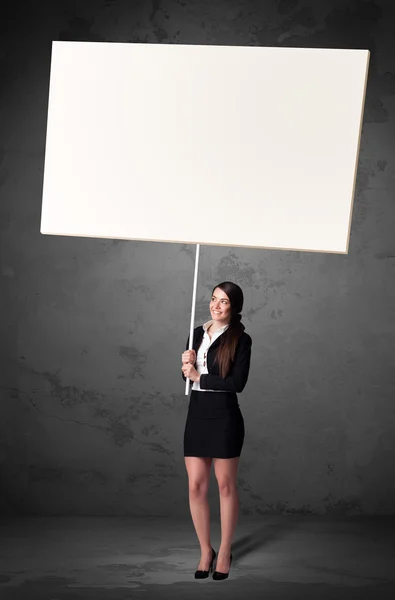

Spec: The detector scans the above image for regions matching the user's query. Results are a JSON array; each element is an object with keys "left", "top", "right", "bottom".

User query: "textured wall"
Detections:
[{"left": 1, "top": 0, "right": 395, "bottom": 516}]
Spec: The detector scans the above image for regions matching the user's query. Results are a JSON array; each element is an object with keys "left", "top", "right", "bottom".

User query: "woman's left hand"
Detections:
[{"left": 182, "top": 362, "right": 200, "bottom": 382}]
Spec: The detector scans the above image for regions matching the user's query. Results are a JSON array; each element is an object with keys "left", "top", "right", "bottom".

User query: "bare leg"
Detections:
[
  {"left": 184, "top": 456, "right": 213, "bottom": 570},
  {"left": 214, "top": 456, "right": 240, "bottom": 573}
]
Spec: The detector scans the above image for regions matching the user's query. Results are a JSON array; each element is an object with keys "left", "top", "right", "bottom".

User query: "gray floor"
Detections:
[{"left": 0, "top": 515, "right": 394, "bottom": 599}]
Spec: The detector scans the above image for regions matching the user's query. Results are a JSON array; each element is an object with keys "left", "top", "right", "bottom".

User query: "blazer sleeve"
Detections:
[{"left": 199, "top": 333, "right": 252, "bottom": 393}]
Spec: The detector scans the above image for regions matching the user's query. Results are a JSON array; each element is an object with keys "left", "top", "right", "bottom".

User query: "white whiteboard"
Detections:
[{"left": 41, "top": 42, "right": 369, "bottom": 253}]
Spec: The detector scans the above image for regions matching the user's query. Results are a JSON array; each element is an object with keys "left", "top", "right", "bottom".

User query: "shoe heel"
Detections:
[
  {"left": 210, "top": 547, "right": 216, "bottom": 572},
  {"left": 210, "top": 552, "right": 216, "bottom": 574}
]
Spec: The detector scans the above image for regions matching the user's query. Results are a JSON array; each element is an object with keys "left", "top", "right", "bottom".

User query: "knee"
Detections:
[
  {"left": 189, "top": 480, "right": 208, "bottom": 500},
  {"left": 216, "top": 479, "right": 236, "bottom": 496}
]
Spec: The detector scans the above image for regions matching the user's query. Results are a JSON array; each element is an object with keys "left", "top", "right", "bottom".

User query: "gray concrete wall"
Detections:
[{"left": 1, "top": 0, "right": 394, "bottom": 516}]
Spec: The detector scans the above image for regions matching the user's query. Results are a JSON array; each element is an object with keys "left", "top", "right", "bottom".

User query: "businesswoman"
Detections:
[{"left": 181, "top": 281, "right": 252, "bottom": 581}]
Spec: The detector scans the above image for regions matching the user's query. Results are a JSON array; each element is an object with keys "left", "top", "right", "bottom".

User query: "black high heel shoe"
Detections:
[
  {"left": 212, "top": 552, "right": 232, "bottom": 580},
  {"left": 194, "top": 547, "right": 216, "bottom": 579}
]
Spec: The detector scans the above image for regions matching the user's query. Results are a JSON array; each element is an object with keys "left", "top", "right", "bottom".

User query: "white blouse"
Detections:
[{"left": 192, "top": 319, "right": 229, "bottom": 392}]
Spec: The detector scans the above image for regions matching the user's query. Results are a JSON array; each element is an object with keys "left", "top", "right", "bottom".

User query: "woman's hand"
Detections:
[
  {"left": 182, "top": 350, "right": 196, "bottom": 364},
  {"left": 182, "top": 362, "right": 200, "bottom": 382},
  {"left": 181, "top": 349, "right": 199, "bottom": 382}
]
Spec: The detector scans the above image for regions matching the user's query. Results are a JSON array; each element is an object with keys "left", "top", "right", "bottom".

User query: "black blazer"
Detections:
[{"left": 181, "top": 325, "right": 252, "bottom": 393}]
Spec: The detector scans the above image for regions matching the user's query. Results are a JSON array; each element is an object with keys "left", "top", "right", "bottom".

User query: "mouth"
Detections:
[{"left": 212, "top": 310, "right": 222, "bottom": 314}]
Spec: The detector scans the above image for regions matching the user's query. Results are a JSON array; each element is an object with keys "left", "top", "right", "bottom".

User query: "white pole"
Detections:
[{"left": 185, "top": 243, "right": 200, "bottom": 395}]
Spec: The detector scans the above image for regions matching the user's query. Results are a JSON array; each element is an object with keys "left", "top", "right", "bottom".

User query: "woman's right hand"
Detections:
[{"left": 182, "top": 349, "right": 196, "bottom": 364}]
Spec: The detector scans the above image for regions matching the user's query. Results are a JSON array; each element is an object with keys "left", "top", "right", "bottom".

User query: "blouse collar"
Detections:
[{"left": 203, "top": 319, "right": 230, "bottom": 334}]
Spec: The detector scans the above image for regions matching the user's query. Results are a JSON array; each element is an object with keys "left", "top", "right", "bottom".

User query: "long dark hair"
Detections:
[{"left": 210, "top": 281, "right": 245, "bottom": 379}]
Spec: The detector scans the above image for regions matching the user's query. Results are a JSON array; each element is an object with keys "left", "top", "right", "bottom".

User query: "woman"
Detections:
[{"left": 181, "top": 281, "right": 252, "bottom": 581}]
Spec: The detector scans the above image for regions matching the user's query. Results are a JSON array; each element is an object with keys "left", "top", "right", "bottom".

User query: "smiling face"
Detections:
[{"left": 210, "top": 287, "right": 232, "bottom": 326}]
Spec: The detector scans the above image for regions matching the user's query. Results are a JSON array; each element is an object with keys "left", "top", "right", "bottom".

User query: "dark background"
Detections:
[{"left": 1, "top": 0, "right": 394, "bottom": 517}]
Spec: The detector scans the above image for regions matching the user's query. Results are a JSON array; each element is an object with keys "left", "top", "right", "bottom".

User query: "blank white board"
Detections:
[{"left": 41, "top": 41, "right": 369, "bottom": 253}]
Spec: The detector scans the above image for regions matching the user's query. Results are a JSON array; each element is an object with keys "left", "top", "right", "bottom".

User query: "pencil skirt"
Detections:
[{"left": 183, "top": 390, "right": 245, "bottom": 459}]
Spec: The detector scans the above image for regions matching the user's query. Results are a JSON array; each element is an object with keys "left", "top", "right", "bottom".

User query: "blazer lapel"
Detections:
[
  {"left": 192, "top": 326, "right": 223, "bottom": 354},
  {"left": 208, "top": 335, "right": 221, "bottom": 351}
]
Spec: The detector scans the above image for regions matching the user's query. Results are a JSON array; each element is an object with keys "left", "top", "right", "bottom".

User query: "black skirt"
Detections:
[{"left": 183, "top": 390, "right": 245, "bottom": 459}]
